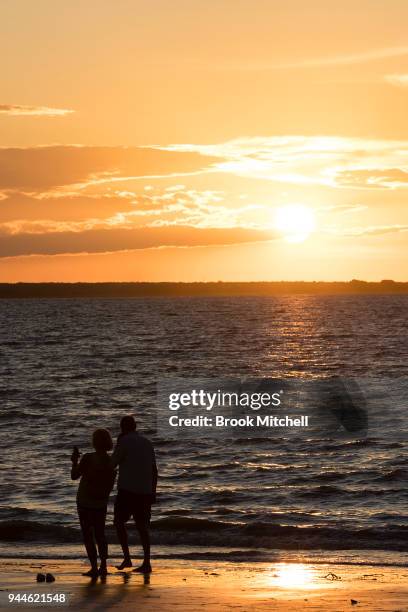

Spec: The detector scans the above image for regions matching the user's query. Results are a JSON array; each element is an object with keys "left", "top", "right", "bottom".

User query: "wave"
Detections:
[
  {"left": 296, "top": 485, "right": 407, "bottom": 500},
  {"left": 296, "top": 485, "right": 344, "bottom": 498},
  {"left": 378, "top": 468, "right": 408, "bottom": 482},
  {"left": 0, "top": 521, "right": 78, "bottom": 543},
  {"left": 1, "top": 519, "right": 407, "bottom": 552},
  {"left": 0, "top": 545, "right": 407, "bottom": 567},
  {"left": 153, "top": 517, "right": 234, "bottom": 531},
  {"left": 0, "top": 410, "right": 44, "bottom": 421},
  {"left": 290, "top": 470, "right": 376, "bottom": 484}
]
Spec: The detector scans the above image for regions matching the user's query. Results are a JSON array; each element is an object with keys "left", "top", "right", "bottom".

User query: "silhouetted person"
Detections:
[
  {"left": 112, "top": 416, "right": 157, "bottom": 573},
  {"left": 71, "top": 429, "right": 116, "bottom": 578}
]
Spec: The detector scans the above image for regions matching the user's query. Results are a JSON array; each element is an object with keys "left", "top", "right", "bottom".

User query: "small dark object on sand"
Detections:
[
  {"left": 351, "top": 599, "right": 359, "bottom": 605},
  {"left": 45, "top": 573, "right": 55, "bottom": 583},
  {"left": 361, "top": 573, "right": 383, "bottom": 580},
  {"left": 36, "top": 574, "right": 45, "bottom": 582},
  {"left": 324, "top": 572, "right": 341, "bottom": 581}
]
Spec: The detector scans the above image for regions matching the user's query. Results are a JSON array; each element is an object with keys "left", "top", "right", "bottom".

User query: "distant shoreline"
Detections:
[{"left": 1, "top": 280, "right": 408, "bottom": 298}]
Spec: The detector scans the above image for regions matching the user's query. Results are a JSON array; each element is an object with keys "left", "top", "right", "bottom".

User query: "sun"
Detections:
[{"left": 274, "top": 204, "right": 316, "bottom": 243}]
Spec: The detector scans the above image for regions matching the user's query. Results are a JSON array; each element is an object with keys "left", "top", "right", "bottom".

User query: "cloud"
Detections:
[
  {"left": 0, "top": 104, "right": 74, "bottom": 117},
  {"left": 2, "top": 138, "right": 407, "bottom": 196},
  {"left": 0, "top": 188, "right": 267, "bottom": 237},
  {"left": 0, "top": 193, "right": 137, "bottom": 222},
  {"left": 332, "top": 224, "right": 408, "bottom": 237},
  {"left": 0, "top": 146, "right": 218, "bottom": 191},
  {"left": 336, "top": 169, "right": 408, "bottom": 189},
  {"left": 158, "top": 136, "right": 408, "bottom": 189},
  {"left": 320, "top": 204, "right": 368, "bottom": 214},
  {"left": 0, "top": 188, "right": 226, "bottom": 223},
  {"left": 384, "top": 74, "right": 408, "bottom": 87},
  {"left": 0, "top": 225, "right": 274, "bottom": 258},
  {"left": 220, "top": 46, "right": 408, "bottom": 71}
]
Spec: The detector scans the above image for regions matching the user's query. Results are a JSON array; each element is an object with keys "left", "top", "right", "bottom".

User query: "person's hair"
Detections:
[
  {"left": 92, "top": 428, "right": 113, "bottom": 452},
  {"left": 120, "top": 415, "right": 137, "bottom": 433}
]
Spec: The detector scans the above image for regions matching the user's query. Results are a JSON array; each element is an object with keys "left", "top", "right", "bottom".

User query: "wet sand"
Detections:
[{"left": 1, "top": 558, "right": 407, "bottom": 611}]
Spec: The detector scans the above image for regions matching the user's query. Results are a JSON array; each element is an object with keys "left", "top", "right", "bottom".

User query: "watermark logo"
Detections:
[{"left": 156, "top": 377, "right": 367, "bottom": 439}]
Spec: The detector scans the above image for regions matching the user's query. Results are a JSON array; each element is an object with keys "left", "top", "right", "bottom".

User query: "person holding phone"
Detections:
[{"left": 71, "top": 429, "right": 116, "bottom": 577}]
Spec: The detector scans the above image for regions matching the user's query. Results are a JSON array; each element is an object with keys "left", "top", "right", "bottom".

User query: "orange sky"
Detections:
[{"left": 1, "top": 0, "right": 408, "bottom": 281}]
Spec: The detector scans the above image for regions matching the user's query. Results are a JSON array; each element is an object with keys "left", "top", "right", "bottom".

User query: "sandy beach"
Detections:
[{"left": 1, "top": 558, "right": 407, "bottom": 611}]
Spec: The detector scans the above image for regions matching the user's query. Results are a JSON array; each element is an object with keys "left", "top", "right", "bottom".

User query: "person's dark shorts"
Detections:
[{"left": 114, "top": 489, "right": 152, "bottom": 525}]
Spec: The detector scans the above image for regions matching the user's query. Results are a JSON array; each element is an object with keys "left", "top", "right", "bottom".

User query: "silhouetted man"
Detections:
[{"left": 112, "top": 416, "right": 157, "bottom": 573}]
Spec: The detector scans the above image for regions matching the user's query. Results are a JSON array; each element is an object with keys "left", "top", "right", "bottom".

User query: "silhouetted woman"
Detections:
[{"left": 71, "top": 429, "right": 116, "bottom": 577}]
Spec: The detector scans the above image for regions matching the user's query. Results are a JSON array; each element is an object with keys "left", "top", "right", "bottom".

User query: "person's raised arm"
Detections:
[{"left": 71, "top": 451, "right": 87, "bottom": 480}]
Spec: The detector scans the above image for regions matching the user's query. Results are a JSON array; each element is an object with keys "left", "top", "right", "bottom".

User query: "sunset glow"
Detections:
[{"left": 1, "top": 1, "right": 408, "bottom": 281}]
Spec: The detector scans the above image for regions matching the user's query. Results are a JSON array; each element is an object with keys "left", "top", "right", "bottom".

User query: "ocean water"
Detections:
[{"left": 0, "top": 296, "right": 407, "bottom": 562}]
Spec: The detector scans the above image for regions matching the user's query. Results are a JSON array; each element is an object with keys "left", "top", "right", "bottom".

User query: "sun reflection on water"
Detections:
[{"left": 272, "top": 563, "right": 316, "bottom": 589}]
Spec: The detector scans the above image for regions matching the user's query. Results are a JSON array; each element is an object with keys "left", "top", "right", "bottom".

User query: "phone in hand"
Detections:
[{"left": 71, "top": 445, "right": 80, "bottom": 463}]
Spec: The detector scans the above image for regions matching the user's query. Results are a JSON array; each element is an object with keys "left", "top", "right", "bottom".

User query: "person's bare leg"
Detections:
[
  {"left": 81, "top": 529, "right": 98, "bottom": 576},
  {"left": 78, "top": 511, "right": 98, "bottom": 577},
  {"left": 94, "top": 514, "right": 108, "bottom": 576},
  {"left": 132, "top": 521, "right": 152, "bottom": 573},
  {"left": 114, "top": 518, "right": 132, "bottom": 569}
]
